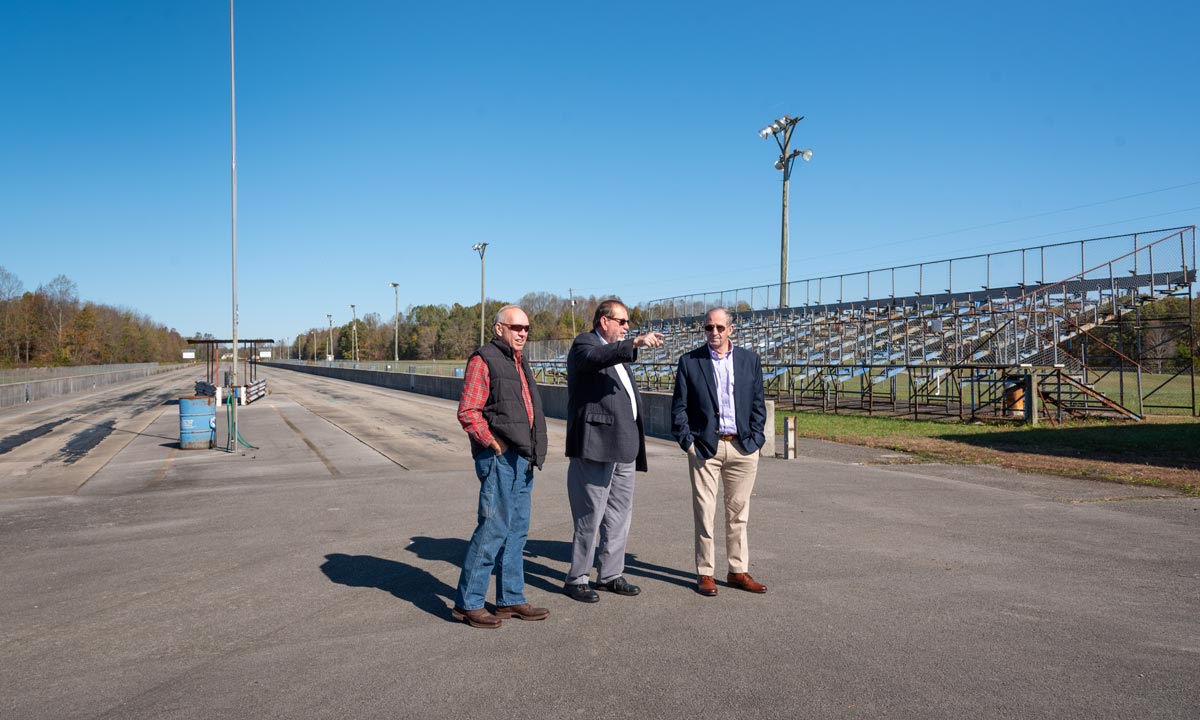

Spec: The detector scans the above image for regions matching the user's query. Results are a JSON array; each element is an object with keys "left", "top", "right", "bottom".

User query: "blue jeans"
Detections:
[{"left": 453, "top": 448, "right": 534, "bottom": 611}]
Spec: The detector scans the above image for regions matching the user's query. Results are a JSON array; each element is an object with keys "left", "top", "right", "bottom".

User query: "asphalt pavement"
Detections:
[{"left": 0, "top": 366, "right": 1197, "bottom": 720}]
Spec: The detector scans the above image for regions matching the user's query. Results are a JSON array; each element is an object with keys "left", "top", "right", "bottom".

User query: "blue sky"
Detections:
[{"left": 2, "top": 1, "right": 1197, "bottom": 341}]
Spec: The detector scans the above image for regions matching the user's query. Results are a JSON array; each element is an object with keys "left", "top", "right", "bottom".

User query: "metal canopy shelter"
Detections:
[{"left": 184, "top": 338, "right": 274, "bottom": 387}]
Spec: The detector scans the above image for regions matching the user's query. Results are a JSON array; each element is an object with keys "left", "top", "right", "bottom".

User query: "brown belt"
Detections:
[{"left": 718, "top": 434, "right": 737, "bottom": 441}]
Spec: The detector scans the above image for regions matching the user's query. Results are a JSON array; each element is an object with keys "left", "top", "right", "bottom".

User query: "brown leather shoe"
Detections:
[
  {"left": 492, "top": 603, "right": 549, "bottom": 621},
  {"left": 726, "top": 572, "right": 767, "bottom": 593},
  {"left": 451, "top": 606, "right": 502, "bottom": 629},
  {"left": 696, "top": 575, "right": 718, "bottom": 597}
]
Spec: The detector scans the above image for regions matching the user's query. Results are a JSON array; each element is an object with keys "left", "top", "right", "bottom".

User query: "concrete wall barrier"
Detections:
[
  {"left": 262, "top": 361, "right": 773, "bottom": 455},
  {"left": 0, "top": 364, "right": 190, "bottom": 409}
]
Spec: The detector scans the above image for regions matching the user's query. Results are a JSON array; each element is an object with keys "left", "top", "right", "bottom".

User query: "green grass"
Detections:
[
  {"left": 775, "top": 411, "right": 997, "bottom": 439},
  {"left": 768, "top": 369, "right": 1198, "bottom": 416},
  {"left": 777, "top": 410, "right": 1200, "bottom": 494},
  {"left": 1088, "top": 371, "right": 1197, "bottom": 414}
]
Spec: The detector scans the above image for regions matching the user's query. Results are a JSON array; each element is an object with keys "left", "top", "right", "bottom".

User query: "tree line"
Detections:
[
  {"left": 0, "top": 267, "right": 185, "bottom": 367},
  {"left": 287, "top": 292, "right": 646, "bottom": 361},
  {"left": 4, "top": 262, "right": 1194, "bottom": 369}
]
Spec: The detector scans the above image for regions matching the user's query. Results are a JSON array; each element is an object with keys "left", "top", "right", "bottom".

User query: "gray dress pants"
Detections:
[{"left": 566, "top": 457, "right": 636, "bottom": 585}]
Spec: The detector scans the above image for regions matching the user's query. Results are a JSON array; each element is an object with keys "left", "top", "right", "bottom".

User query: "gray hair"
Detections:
[{"left": 494, "top": 305, "right": 523, "bottom": 324}]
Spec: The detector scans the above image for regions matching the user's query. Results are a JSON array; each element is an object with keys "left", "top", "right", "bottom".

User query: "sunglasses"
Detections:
[
  {"left": 606, "top": 317, "right": 630, "bottom": 326},
  {"left": 703, "top": 324, "right": 728, "bottom": 333},
  {"left": 499, "top": 323, "right": 531, "bottom": 333}
]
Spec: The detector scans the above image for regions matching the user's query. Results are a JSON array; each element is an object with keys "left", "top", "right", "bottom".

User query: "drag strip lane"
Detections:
[
  {"left": 257, "top": 367, "right": 484, "bottom": 472},
  {"left": 0, "top": 373, "right": 196, "bottom": 499}
]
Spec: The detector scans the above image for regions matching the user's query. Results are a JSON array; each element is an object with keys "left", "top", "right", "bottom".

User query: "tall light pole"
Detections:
[
  {"left": 759, "top": 114, "right": 812, "bottom": 308},
  {"left": 349, "top": 304, "right": 358, "bottom": 362},
  {"left": 227, "top": 0, "right": 240, "bottom": 450},
  {"left": 471, "top": 243, "right": 488, "bottom": 347},
  {"left": 310, "top": 330, "right": 316, "bottom": 362},
  {"left": 326, "top": 313, "right": 333, "bottom": 362},
  {"left": 569, "top": 287, "right": 577, "bottom": 336},
  {"left": 389, "top": 282, "right": 400, "bottom": 362}
]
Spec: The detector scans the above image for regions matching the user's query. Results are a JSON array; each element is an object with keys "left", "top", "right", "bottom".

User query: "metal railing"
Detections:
[
  {"left": 0, "top": 363, "right": 190, "bottom": 409},
  {"left": 0, "top": 362, "right": 168, "bottom": 385},
  {"left": 643, "top": 227, "right": 1196, "bottom": 320}
]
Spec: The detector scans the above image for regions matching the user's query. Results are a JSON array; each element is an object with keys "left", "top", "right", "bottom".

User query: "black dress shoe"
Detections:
[
  {"left": 563, "top": 583, "right": 600, "bottom": 603},
  {"left": 593, "top": 576, "right": 641, "bottom": 596}
]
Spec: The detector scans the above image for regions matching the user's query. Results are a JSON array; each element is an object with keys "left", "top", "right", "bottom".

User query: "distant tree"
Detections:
[
  {"left": 65, "top": 305, "right": 102, "bottom": 364},
  {"left": 0, "top": 266, "right": 26, "bottom": 364},
  {"left": 39, "top": 274, "right": 80, "bottom": 362}
]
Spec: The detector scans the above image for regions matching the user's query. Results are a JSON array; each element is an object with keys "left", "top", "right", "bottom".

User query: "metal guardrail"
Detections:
[
  {"left": 0, "top": 362, "right": 168, "bottom": 385},
  {"left": 0, "top": 364, "right": 190, "bottom": 409}
]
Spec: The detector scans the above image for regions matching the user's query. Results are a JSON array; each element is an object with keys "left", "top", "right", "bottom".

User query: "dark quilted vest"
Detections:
[{"left": 472, "top": 339, "right": 548, "bottom": 468}]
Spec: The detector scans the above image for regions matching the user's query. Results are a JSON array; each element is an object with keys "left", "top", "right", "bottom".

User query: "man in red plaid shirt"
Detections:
[{"left": 451, "top": 305, "right": 550, "bottom": 629}]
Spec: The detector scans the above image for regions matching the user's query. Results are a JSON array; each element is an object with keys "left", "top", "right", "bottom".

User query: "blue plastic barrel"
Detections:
[{"left": 179, "top": 395, "right": 216, "bottom": 450}]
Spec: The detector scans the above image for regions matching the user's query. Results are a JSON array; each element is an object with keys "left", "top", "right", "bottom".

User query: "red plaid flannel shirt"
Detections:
[{"left": 457, "top": 350, "right": 534, "bottom": 448}]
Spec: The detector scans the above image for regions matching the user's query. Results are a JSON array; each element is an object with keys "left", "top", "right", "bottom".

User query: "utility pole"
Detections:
[
  {"left": 390, "top": 282, "right": 400, "bottom": 362},
  {"left": 326, "top": 314, "right": 333, "bottom": 362},
  {"left": 349, "top": 304, "right": 358, "bottom": 362}
]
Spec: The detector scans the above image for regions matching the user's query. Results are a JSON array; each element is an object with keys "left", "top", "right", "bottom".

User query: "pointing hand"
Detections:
[{"left": 633, "top": 332, "right": 665, "bottom": 349}]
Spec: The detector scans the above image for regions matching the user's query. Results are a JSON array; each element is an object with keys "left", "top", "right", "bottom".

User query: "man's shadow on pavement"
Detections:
[
  {"left": 522, "top": 539, "right": 695, "bottom": 590},
  {"left": 406, "top": 536, "right": 564, "bottom": 595},
  {"left": 318, "top": 537, "right": 559, "bottom": 623},
  {"left": 319, "top": 552, "right": 456, "bottom": 623},
  {"left": 319, "top": 536, "right": 696, "bottom": 623}
]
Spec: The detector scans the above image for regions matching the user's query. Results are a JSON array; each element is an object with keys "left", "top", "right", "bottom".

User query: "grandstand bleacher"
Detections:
[{"left": 530, "top": 227, "right": 1197, "bottom": 422}]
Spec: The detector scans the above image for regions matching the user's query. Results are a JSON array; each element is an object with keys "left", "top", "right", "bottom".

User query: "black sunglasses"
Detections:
[
  {"left": 606, "top": 317, "right": 630, "bottom": 326},
  {"left": 703, "top": 324, "right": 728, "bottom": 332},
  {"left": 499, "top": 323, "right": 531, "bottom": 333}
]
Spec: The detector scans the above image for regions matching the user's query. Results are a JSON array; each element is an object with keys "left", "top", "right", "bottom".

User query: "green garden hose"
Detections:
[{"left": 225, "top": 392, "right": 258, "bottom": 450}]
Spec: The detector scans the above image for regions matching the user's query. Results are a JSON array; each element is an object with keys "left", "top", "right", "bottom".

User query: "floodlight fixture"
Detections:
[
  {"left": 774, "top": 147, "right": 813, "bottom": 171},
  {"left": 758, "top": 115, "right": 803, "bottom": 139}
]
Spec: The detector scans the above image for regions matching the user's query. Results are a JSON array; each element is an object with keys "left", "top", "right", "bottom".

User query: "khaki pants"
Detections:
[{"left": 687, "top": 438, "right": 759, "bottom": 576}]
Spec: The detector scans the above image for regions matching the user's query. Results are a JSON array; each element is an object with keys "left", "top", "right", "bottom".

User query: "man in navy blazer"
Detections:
[
  {"left": 671, "top": 307, "right": 769, "bottom": 597},
  {"left": 563, "top": 299, "right": 664, "bottom": 603}
]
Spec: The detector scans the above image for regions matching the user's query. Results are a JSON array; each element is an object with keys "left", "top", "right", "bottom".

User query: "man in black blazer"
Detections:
[
  {"left": 563, "top": 299, "right": 664, "bottom": 603},
  {"left": 671, "top": 307, "right": 769, "bottom": 597}
]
